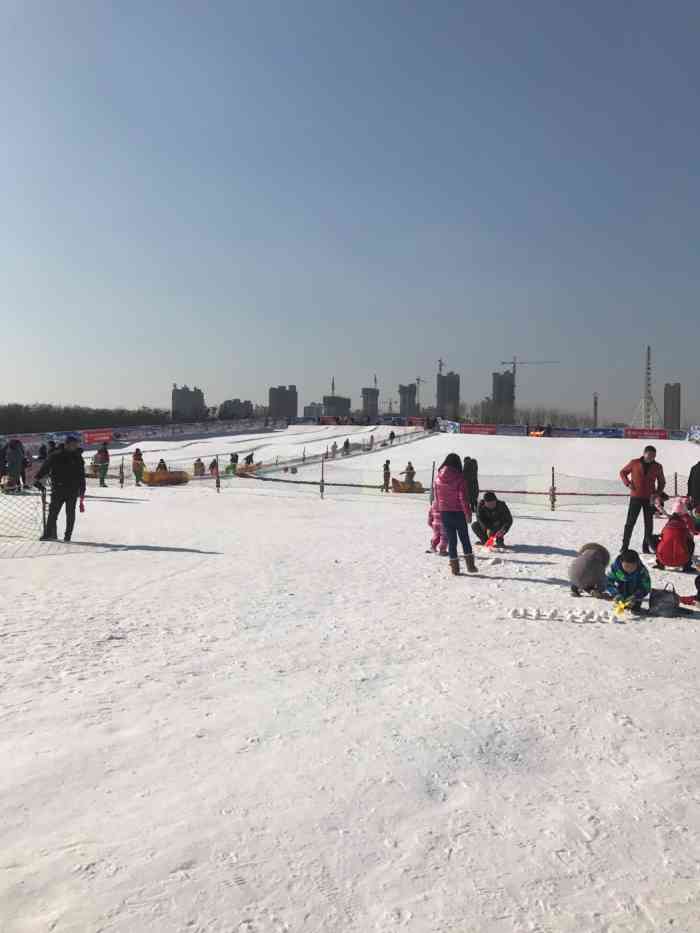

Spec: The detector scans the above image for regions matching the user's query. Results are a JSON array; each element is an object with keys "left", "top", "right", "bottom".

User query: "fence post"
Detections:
[
  {"left": 674, "top": 472, "right": 678, "bottom": 496},
  {"left": 320, "top": 457, "right": 325, "bottom": 500},
  {"left": 119, "top": 457, "right": 125, "bottom": 488},
  {"left": 40, "top": 486, "right": 47, "bottom": 536},
  {"left": 549, "top": 466, "right": 556, "bottom": 511},
  {"left": 215, "top": 455, "right": 221, "bottom": 493}
]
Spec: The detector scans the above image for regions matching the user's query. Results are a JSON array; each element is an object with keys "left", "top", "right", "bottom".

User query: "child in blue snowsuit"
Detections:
[{"left": 606, "top": 550, "right": 651, "bottom": 613}]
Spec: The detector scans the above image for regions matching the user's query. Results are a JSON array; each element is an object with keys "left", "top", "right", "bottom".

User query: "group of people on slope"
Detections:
[{"left": 429, "top": 453, "right": 514, "bottom": 576}]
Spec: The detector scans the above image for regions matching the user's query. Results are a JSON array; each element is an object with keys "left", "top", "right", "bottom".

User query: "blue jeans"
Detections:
[{"left": 441, "top": 511, "right": 473, "bottom": 559}]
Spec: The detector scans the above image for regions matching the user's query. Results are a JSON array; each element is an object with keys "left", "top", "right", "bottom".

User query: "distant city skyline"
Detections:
[{"left": 4, "top": 3, "right": 699, "bottom": 424}]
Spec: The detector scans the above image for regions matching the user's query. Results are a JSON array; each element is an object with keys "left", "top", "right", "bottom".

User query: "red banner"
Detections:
[
  {"left": 460, "top": 423, "right": 497, "bottom": 435},
  {"left": 407, "top": 416, "right": 426, "bottom": 427},
  {"left": 623, "top": 428, "right": 668, "bottom": 440},
  {"left": 82, "top": 429, "right": 114, "bottom": 445}
]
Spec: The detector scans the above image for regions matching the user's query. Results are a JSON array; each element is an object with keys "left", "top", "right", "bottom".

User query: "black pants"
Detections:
[
  {"left": 622, "top": 498, "right": 654, "bottom": 552},
  {"left": 45, "top": 490, "right": 78, "bottom": 540},
  {"left": 442, "top": 511, "right": 473, "bottom": 558}
]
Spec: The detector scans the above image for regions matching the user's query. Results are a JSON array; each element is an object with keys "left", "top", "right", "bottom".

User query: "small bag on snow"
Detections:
[{"left": 649, "top": 584, "right": 681, "bottom": 618}]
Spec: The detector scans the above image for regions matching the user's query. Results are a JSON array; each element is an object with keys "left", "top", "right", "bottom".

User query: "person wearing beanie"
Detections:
[
  {"left": 472, "top": 491, "right": 513, "bottom": 548},
  {"left": 654, "top": 497, "right": 697, "bottom": 571}
]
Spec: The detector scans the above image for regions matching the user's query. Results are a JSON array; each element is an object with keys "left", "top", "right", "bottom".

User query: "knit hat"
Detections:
[{"left": 483, "top": 491, "right": 497, "bottom": 503}]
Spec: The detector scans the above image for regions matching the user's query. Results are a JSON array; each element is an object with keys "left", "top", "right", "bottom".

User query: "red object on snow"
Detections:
[
  {"left": 656, "top": 516, "right": 692, "bottom": 567},
  {"left": 485, "top": 534, "right": 497, "bottom": 549}
]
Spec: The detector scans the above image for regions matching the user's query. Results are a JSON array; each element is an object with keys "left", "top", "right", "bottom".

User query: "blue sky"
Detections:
[{"left": 3, "top": 1, "right": 699, "bottom": 421}]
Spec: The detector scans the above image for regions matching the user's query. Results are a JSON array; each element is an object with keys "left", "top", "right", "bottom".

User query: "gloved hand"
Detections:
[
  {"left": 495, "top": 529, "right": 506, "bottom": 539},
  {"left": 79, "top": 497, "right": 85, "bottom": 513}
]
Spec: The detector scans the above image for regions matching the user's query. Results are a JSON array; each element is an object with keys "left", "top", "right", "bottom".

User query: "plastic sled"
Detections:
[
  {"left": 142, "top": 469, "right": 190, "bottom": 487},
  {"left": 391, "top": 478, "right": 425, "bottom": 494}
]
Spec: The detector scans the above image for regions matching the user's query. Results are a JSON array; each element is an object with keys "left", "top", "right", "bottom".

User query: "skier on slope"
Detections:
[{"left": 35, "top": 435, "right": 86, "bottom": 542}]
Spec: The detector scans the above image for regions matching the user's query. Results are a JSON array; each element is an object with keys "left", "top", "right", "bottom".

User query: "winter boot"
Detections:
[
  {"left": 465, "top": 553, "right": 477, "bottom": 574},
  {"left": 449, "top": 559, "right": 461, "bottom": 576}
]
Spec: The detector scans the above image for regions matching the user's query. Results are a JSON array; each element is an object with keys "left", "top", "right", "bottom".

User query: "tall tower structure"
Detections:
[
  {"left": 632, "top": 346, "right": 662, "bottom": 429},
  {"left": 664, "top": 383, "right": 681, "bottom": 431},
  {"left": 593, "top": 392, "right": 599, "bottom": 429}
]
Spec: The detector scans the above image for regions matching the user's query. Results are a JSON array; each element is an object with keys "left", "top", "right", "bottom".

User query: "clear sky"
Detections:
[{"left": 3, "top": 1, "right": 699, "bottom": 422}]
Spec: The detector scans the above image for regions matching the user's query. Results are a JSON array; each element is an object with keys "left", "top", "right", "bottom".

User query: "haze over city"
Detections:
[{"left": 4, "top": 1, "right": 699, "bottom": 422}]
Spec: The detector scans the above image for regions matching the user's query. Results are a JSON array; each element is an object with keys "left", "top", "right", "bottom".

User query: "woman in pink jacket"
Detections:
[{"left": 434, "top": 453, "right": 477, "bottom": 575}]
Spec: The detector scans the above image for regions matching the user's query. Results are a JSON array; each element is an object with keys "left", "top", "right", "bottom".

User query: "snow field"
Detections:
[{"left": 2, "top": 432, "right": 700, "bottom": 931}]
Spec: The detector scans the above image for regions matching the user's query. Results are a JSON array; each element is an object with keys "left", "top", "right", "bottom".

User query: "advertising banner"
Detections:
[
  {"left": 669, "top": 430, "right": 688, "bottom": 441},
  {"left": 688, "top": 426, "right": 700, "bottom": 444},
  {"left": 460, "top": 423, "right": 497, "bottom": 435},
  {"left": 550, "top": 427, "right": 583, "bottom": 437},
  {"left": 581, "top": 428, "right": 625, "bottom": 438},
  {"left": 82, "top": 429, "right": 114, "bottom": 446},
  {"left": 407, "top": 416, "right": 426, "bottom": 427},
  {"left": 496, "top": 424, "right": 527, "bottom": 436},
  {"left": 623, "top": 428, "right": 668, "bottom": 440},
  {"left": 438, "top": 419, "right": 460, "bottom": 434}
]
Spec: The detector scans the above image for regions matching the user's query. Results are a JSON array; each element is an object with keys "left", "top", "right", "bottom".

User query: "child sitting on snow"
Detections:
[
  {"left": 654, "top": 498, "right": 696, "bottom": 572},
  {"left": 569, "top": 543, "right": 610, "bottom": 598},
  {"left": 428, "top": 496, "right": 447, "bottom": 555},
  {"left": 606, "top": 550, "right": 651, "bottom": 614}
]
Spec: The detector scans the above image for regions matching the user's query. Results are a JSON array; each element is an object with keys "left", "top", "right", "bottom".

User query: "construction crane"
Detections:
[{"left": 500, "top": 357, "right": 560, "bottom": 380}]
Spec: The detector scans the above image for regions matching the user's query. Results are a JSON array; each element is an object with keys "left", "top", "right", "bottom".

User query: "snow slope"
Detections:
[{"left": 3, "top": 433, "right": 700, "bottom": 932}]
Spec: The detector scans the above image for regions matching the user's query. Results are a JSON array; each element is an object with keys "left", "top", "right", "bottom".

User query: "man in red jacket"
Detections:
[{"left": 620, "top": 445, "right": 665, "bottom": 554}]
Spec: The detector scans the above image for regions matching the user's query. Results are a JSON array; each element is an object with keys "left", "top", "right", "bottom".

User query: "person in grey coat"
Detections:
[
  {"left": 569, "top": 543, "right": 611, "bottom": 598},
  {"left": 2, "top": 439, "right": 26, "bottom": 489}
]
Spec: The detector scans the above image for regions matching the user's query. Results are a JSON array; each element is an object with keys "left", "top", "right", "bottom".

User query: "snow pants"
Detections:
[{"left": 441, "top": 511, "right": 473, "bottom": 559}]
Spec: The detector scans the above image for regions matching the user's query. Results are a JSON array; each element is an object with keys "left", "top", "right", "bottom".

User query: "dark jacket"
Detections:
[
  {"left": 620, "top": 458, "right": 665, "bottom": 500},
  {"left": 606, "top": 557, "right": 651, "bottom": 601},
  {"left": 688, "top": 463, "right": 700, "bottom": 506},
  {"left": 463, "top": 457, "right": 479, "bottom": 508},
  {"left": 35, "top": 449, "right": 86, "bottom": 497},
  {"left": 476, "top": 498, "right": 513, "bottom": 534},
  {"left": 569, "top": 543, "right": 610, "bottom": 591}
]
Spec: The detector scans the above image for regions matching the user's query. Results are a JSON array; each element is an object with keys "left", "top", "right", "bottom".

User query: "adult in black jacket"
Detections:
[
  {"left": 463, "top": 456, "right": 479, "bottom": 510},
  {"left": 35, "top": 435, "right": 86, "bottom": 542},
  {"left": 472, "top": 491, "right": 513, "bottom": 547},
  {"left": 688, "top": 462, "right": 700, "bottom": 508}
]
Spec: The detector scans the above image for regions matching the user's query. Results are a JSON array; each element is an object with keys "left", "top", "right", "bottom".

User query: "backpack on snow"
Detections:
[{"left": 649, "top": 584, "right": 682, "bottom": 618}]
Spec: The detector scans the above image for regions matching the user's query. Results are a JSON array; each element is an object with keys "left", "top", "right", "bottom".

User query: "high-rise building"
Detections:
[
  {"left": 437, "top": 371, "right": 460, "bottom": 420},
  {"left": 323, "top": 395, "right": 352, "bottom": 418},
  {"left": 218, "top": 398, "right": 254, "bottom": 420},
  {"left": 268, "top": 385, "right": 298, "bottom": 420},
  {"left": 361, "top": 387, "right": 379, "bottom": 420},
  {"left": 172, "top": 383, "right": 207, "bottom": 421},
  {"left": 492, "top": 371, "right": 515, "bottom": 423},
  {"left": 304, "top": 402, "right": 323, "bottom": 419},
  {"left": 664, "top": 383, "right": 681, "bottom": 431},
  {"left": 399, "top": 383, "right": 418, "bottom": 418}
]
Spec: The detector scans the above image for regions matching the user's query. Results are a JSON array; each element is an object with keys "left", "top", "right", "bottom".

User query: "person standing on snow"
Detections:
[
  {"left": 3, "top": 439, "right": 26, "bottom": 490},
  {"left": 382, "top": 460, "right": 391, "bottom": 493},
  {"left": 35, "top": 435, "right": 86, "bottom": 542},
  {"left": 688, "top": 459, "right": 700, "bottom": 508},
  {"left": 132, "top": 449, "right": 145, "bottom": 486},
  {"left": 463, "top": 456, "right": 479, "bottom": 511},
  {"left": 434, "top": 452, "right": 477, "bottom": 576},
  {"left": 619, "top": 445, "right": 665, "bottom": 554},
  {"left": 95, "top": 442, "right": 110, "bottom": 488}
]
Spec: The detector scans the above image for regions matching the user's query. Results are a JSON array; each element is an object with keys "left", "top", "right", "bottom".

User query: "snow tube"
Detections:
[
  {"left": 391, "top": 478, "right": 425, "bottom": 494},
  {"left": 236, "top": 462, "right": 262, "bottom": 476},
  {"left": 142, "top": 469, "right": 190, "bottom": 487}
]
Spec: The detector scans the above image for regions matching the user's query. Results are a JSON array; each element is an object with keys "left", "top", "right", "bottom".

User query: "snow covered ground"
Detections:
[{"left": 3, "top": 431, "right": 700, "bottom": 932}]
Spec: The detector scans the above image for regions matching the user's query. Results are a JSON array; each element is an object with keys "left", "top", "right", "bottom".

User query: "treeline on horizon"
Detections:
[{"left": 0, "top": 403, "right": 170, "bottom": 435}]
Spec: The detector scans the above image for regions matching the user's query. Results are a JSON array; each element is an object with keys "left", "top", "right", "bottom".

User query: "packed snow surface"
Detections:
[{"left": 3, "top": 430, "right": 700, "bottom": 932}]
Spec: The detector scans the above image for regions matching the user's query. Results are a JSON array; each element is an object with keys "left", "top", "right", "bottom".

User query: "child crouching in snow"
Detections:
[
  {"left": 606, "top": 550, "right": 651, "bottom": 614},
  {"left": 569, "top": 543, "right": 610, "bottom": 598},
  {"left": 428, "top": 497, "right": 447, "bottom": 555}
]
